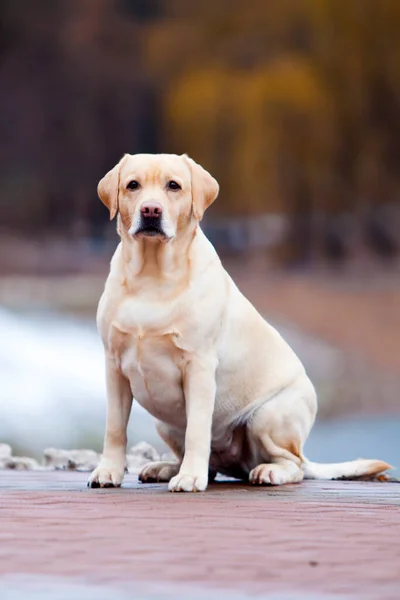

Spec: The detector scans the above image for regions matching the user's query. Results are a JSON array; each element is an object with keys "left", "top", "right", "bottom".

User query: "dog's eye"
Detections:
[
  {"left": 127, "top": 180, "right": 139, "bottom": 190},
  {"left": 167, "top": 180, "right": 181, "bottom": 191}
]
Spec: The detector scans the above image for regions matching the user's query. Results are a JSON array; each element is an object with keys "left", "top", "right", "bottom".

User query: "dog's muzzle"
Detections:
[{"left": 135, "top": 202, "right": 166, "bottom": 238}]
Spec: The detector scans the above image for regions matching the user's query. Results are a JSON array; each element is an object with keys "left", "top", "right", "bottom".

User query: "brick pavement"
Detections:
[{"left": 1, "top": 472, "right": 399, "bottom": 599}]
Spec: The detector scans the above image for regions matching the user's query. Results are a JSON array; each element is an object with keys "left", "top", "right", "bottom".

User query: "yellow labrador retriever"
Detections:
[{"left": 89, "top": 153, "right": 391, "bottom": 492}]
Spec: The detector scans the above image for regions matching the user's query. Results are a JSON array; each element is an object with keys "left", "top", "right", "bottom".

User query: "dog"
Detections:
[{"left": 89, "top": 153, "right": 391, "bottom": 492}]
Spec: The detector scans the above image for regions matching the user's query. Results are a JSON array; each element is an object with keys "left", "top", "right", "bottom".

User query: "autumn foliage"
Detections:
[{"left": 1, "top": 0, "right": 399, "bottom": 261}]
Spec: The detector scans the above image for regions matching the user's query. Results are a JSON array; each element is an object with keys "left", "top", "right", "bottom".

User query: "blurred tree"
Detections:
[{"left": 0, "top": 0, "right": 399, "bottom": 263}]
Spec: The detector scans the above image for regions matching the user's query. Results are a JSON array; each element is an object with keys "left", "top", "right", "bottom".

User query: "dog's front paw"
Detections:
[
  {"left": 88, "top": 462, "right": 125, "bottom": 488},
  {"left": 168, "top": 471, "right": 208, "bottom": 492}
]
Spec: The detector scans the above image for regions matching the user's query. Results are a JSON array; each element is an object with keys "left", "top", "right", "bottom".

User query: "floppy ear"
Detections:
[
  {"left": 183, "top": 155, "right": 219, "bottom": 221},
  {"left": 97, "top": 155, "right": 126, "bottom": 220}
]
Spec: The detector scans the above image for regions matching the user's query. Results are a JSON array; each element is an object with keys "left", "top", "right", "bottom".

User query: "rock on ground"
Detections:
[{"left": 1, "top": 442, "right": 167, "bottom": 473}]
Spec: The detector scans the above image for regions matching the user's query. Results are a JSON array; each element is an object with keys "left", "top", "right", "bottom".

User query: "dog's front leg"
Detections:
[
  {"left": 168, "top": 356, "right": 217, "bottom": 492},
  {"left": 88, "top": 359, "right": 133, "bottom": 488}
]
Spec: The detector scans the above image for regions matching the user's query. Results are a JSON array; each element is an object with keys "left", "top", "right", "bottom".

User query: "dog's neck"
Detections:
[{"left": 118, "top": 223, "right": 198, "bottom": 293}]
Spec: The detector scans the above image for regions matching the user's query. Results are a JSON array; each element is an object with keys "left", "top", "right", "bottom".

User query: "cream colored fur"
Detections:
[{"left": 89, "top": 153, "right": 391, "bottom": 492}]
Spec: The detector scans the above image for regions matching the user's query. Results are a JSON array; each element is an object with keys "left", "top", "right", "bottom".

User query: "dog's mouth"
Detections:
[
  {"left": 134, "top": 217, "right": 166, "bottom": 238},
  {"left": 136, "top": 226, "right": 163, "bottom": 237}
]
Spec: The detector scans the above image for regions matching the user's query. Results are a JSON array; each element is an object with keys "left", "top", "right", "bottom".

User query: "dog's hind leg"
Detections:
[
  {"left": 139, "top": 421, "right": 183, "bottom": 483},
  {"left": 248, "top": 375, "right": 317, "bottom": 486}
]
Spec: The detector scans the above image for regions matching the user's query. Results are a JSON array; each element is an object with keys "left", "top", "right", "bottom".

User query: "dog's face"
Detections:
[{"left": 98, "top": 154, "right": 219, "bottom": 241}]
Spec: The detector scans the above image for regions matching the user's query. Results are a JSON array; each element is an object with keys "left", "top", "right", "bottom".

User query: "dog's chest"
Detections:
[{"left": 108, "top": 296, "right": 187, "bottom": 424}]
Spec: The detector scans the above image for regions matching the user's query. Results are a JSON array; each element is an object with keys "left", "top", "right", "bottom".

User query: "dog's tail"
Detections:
[{"left": 302, "top": 458, "right": 392, "bottom": 480}]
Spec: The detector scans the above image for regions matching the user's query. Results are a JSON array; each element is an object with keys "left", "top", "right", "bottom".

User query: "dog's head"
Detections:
[{"left": 97, "top": 153, "right": 219, "bottom": 241}]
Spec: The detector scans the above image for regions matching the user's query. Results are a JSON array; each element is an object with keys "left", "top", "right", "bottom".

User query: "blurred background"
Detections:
[{"left": 0, "top": 0, "right": 399, "bottom": 465}]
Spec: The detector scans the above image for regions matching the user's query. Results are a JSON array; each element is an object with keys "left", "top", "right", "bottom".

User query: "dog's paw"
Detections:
[
  {"left": 168, "top": 471, "right": 208, "bottom": 492},
  {"left": 249, "top": 463, "right": 303, "bottom": 486},
  {"left": 88, "top": 463, "right": 125, "bottom": 488},
  {"left": 139, "top": 461, "right": 180, "bottom": 483}
]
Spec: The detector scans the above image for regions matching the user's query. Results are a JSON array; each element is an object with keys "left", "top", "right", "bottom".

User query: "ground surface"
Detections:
[{"left": 1, "top": 472, "right": 399, "bottom": 599}]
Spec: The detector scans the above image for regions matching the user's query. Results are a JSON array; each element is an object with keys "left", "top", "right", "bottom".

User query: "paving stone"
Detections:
[{"left": 0, "top": 472, "right": 399, "bottom": 599}]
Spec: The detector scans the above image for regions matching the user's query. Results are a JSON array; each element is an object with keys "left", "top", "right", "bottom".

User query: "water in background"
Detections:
[
  {"left": 0, "top": 307, "right": 398, "bottom": 468},
  {"left": 0, "top": 307, "right": 158, "bottom": 456}
]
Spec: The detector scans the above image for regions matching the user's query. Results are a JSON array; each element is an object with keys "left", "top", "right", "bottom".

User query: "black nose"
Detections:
[{"left": 140, "top": 202, "right": 162, "bottom": 218}]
